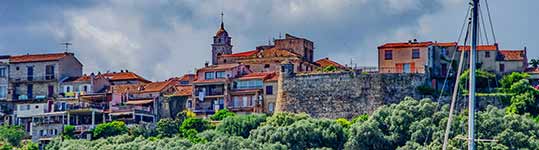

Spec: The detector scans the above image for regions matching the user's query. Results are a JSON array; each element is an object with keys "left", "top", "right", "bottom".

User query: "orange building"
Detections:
[{"left": 378, "top": 40, "right": 434, "bottom": 73}]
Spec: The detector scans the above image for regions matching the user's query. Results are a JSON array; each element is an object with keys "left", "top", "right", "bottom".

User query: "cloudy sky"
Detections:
[{"left": 0, "top": 0, "right": 537, "bottom": 81}]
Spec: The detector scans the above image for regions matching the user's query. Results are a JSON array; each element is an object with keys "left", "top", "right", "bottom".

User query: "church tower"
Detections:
[{"left": 211, "top": 13, "right": 232, "bottom": 65}]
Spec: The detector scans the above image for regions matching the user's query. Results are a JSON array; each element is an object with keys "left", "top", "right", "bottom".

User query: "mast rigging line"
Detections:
[{"left": 484, "top": 0, "right": 497, "bottom": 43}]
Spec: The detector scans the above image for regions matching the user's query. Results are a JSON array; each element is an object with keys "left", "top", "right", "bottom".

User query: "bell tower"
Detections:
[{"left": 211, "top": 12, "right": 233, "bottom": 65}]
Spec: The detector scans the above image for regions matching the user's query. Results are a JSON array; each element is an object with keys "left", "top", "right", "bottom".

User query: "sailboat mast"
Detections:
[{"left": 469, "top": 0, "right": 480, "bottom": 149}]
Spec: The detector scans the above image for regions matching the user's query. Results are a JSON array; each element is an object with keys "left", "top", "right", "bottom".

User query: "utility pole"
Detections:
[
  {"left": 469, "top": 0, "right": 479, "bottom": 149},
  {"left": 61, "top": 42, "right": 72, "bottom": 53}
]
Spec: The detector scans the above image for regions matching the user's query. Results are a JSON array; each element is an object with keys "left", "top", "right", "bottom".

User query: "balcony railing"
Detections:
[{"left": 9, "top": 74, "right": 56, "bottom": 82}]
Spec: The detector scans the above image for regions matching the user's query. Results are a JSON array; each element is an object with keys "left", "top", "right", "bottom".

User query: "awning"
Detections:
[{"left": 125, "top": 99, "right": 153, "bottom": 105}]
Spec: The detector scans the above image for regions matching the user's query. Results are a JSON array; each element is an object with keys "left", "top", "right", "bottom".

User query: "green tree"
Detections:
[
  {"left": 458, "top": 69, "right": 496, "bottom": 93},
  {"left": 351, "top": 114, "right": 368, "bottom": 124},
  {"left": 530, "top": 59, "right": 539, "bottom": 68},
  {"left": 335, "top": 118, "right": 352, "bottom": 129},
  {"left": 129, "top": 122, "right": 157, "bottom": 138},
  {"left": 0, "top": 125, "right": 25, "bottom": 146},
  {"left": 250, "top": 115, "right": 346, "bottom": 150},
  {"left": 500, "top": 72, "right": 530, "bottom": 91},
  {"left": 92, "top": 121, "right": 128, "bottom": 139},
  {"left": 216, "top": 114, "right": 267, "bottom": 138},
  {"left": 180, "top": 118, "right": 211, "bottom": 135},
  {"left": 156, "top": 118, "right": 179, "bottom": 137},
  {"left": 209, "top": 109, "right": 235, "bottom": 121},
  {"left": 62, "top": 125, "right": 76, "bottom": 139}
]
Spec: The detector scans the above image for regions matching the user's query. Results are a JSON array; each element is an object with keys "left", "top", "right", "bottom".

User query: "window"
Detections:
[
  {"left": 265, "top": 86, "right": 273, "bottom": 95},
  {"left": 412, "top": 49, "right": 420, "bottom": 59},
  {"left": 441, "top": 64, "right": 448, "bottom": 77},
  {"left": 264, "top": 64, "right": 270, "bottom": 69},
  {"left": 441, "top": 48, "right": 448, "bottom": 56},
  {"left": 233, "top": 97, "right": 240, "bottom": 107},
  {"left": 45, "top": 65, "right": 55, "bottom": 80},
  {"left": 242, "top": 96, "right": 248, "bottom": 107},
  {"left": 268, "top": 103, "right": 274, "bottom": 113},
  {"left": 384, "top": 50, "right": 393, "bottom": 60},
  {"left": 215, "top": 71, "right": 225, "bottom": 78},
  {"left": 236, "top": 80, "right": 263, "bottom": 89},
  {"left": 499, "top": 63, "right": 505, "bottom": 72},
  {"left": 251, "top": 96, "right": 256, "bottom": 106},
  {"left": 0, "top": 68, "right": 5, "bottom": 77},
  {"left": 204, "top": 72, "right": 215, "bottom": 80},
  {"left": 485, "top": 51, "right": 491, "bottom": 58},
  {"left": 63, "top": 85, "right": 73, "bottom": 93},
  {"left": 27, "top": 84, "right": 33, "bottom": 98},
  {"left": 0, "top": 86, "right": 6, "bottom": 99}
]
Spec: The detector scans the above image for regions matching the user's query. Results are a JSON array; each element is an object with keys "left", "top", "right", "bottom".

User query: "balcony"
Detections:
[{"left": 9, "top": 74, "right": 56, "bottom": 82}]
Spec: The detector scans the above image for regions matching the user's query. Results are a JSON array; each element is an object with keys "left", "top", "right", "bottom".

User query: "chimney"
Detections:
[
  {"left": 120, "top": 70, "right": 124, "bottom": 73},
  {"left": 126, "top": 69, "right": 129, "bottom": 72},
  {"left": 408, "top": 40, "right": 412, "bottom": 44},
  {"left": 413, "top": 39, "right": 418, "bottom": 43},
  {"left": 204, "top": 62, "right": 209, "bottom": 67}
]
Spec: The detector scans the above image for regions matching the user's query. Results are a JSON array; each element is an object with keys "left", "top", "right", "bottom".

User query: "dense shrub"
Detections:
[
  {"left": 92, "top": 121, "right": 128, "bottom": 139},
  {"left": 458, "top": 69, "right": 497, "bottom": 93},
  {"left": 335, "top": 118, "right": 351, "bottom": 129},
  {"left": 180, "top": 118, "right": 211, "bottom": 134},
  {"left": 62, "top": 125, "right": 76, "bottom": 139},
  {"left": 351, "top": 114, "right": 368, "bottom": 124},
  {"left": 0, "top": 125, "right": 25, "bottom": 146},
  {"left": 500, "top": 72, "right": 530, "bottom": 91},
  {"left": 216, "top": 114, "right": 267, "bottom": 138},
  {"left": 250, "top": 114, "right": 346, "bottom": 150},
  {"left": 156, "top": 118, "right": 179, "bottom": 137},
  {"left": 209, "top": 109, "right": 235, "bottom": 121},
  {"left": 129, "top": 122, "right": 157, "bottom": 138}
]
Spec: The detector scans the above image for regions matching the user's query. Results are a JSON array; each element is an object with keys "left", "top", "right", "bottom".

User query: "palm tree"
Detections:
[{"left": 530, "top": 59, "right": 539, "bottom": 68}]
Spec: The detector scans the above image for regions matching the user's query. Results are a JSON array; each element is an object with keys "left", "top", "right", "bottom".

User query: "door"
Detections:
[
  {"left": 27, "top": 84, "right": 33, "bottom": 99},
  {"left": 48, "top": 85, "right": 54, "bottom": 97},
  {"left": 403, "top": 64, "right": 411, "bottom": 73}
]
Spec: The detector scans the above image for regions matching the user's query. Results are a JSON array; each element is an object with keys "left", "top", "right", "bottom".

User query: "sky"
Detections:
[{"left": 0, "top": 0, "right": 537, "bottom": 81}]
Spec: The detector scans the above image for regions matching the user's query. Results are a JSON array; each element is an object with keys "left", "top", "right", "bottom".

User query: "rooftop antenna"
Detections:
[
  {"left": 220, "top": 11, "right": 224, "bottom": 28},
  {"left": 279, "top": 32, "right": 282, "bottom": 39},
  {"left": 61, "top": 42, "right": 72, "bottom": 53}
]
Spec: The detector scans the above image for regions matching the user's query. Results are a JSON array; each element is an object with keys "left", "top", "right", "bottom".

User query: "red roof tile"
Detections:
[
  {"left": 378, "top": 41, "right": 433, "bottom": 49},
  {"left": 236, "top": 72, "right": 276, "bottom": 80},
  {"left": 197, "top": 63, "right": 241, "bottom": 72},
  {"left": 315, "top": 58, "right": 346, "bottom": 69},
  {"left": 192, "top": 78, "right": 228, "bottom": 84},
  {"left": 111, "top": 80, "right": 175, "bottom": 94},
  {"left": 10, "top": 53, "right": 71, "bottom": 63},
  {"left": 434, "top": 42, "right": 458, "bottom": 47},
  {"left": 221, "top": 50, "right": 259, "bottom": 57},
  {"left": 458, "top": 45, "right": 498, "bottom": 51},
  {"left": 259, "top": 48, "right": 300, "bottom": 57},
  {"left": 174, "top": 85, "right": 192, "bottom": 96},
  {"left": 499, "top": 50, "right": 526, "bottom": 61},
  {"left": 102, "top": 72, "right": 150, "bottom": 83}
]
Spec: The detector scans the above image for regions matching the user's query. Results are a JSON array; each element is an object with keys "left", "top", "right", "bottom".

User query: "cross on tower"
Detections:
[
  {"left": 220, "top": 11, "right": 224, "bottom": 24},
  {"left": 61, "top": 42, "right": 72, "bottom": 52}
]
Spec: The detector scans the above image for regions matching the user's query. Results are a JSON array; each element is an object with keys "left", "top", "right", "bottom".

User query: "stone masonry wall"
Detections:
[{"left": 276, "top": 71, "right": 427, "bottom": 119}]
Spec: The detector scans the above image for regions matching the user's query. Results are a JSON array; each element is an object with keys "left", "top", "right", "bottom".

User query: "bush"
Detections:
[
  {"left": 0, "top": 125, "right": 25, "bottom": 146},
  {"left": 416, "top": 85, "right": 436, "bottom": 95},
  {"left": 335, "top": 118, "right": 352, "bottom": 129},
  {"left": 210, "top": 109, "right": 235, "bottom": 121},
  {"left": 177, "top": 110, "right": 196, "bottom": 121},
  {"left": 129, "top": 122, "right": 157, "bottom": 138},
  {"left": 92, "top": 121, "right": 128, "bottom": 139},
  {"left": 458, "top": 69, "right": 497, "bottom": 93},
  {"left": 180, "top": 118, "right": 211, "bottom": 135},
  {"left": 156, "top": 118, "right": 179, "bottom": 137},
  {"left": 250, "top": 114, "right": 346, "bottom": 150},
  {"left": 322, "top": 66, "right": 338, "bottom": 72},
  {"left": 216, "top": 114, "right": 267, "bottom": 138},
  {"left": 500, "top": 72, "right": 530, "bottom": 91},
  {"left": 351, "top": 114, "right": 368, "bottom": 124},
  {"left": 62, "top": 125, "right": 76, "bottom": 139}
]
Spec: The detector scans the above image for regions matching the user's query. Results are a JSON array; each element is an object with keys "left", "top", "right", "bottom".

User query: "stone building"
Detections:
[
  {"left": 0, "top": 55, "right": 10, "bottom": 125},
  {"left": 7, "top": 52, "right": 82, "bottom": 133},
  {"left": 457, "top": 44, "right": 528, "bottom": 75},
  {"left": 229, "top": 72, "right": 277, "bottom": 114}
]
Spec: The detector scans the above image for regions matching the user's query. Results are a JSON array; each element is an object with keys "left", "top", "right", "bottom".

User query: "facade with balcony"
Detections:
[{"left": 191, "top": 63, "right": 251, "bottom": 116}]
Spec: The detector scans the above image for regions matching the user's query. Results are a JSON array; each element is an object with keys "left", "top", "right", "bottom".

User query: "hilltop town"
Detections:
[{"left": 1, "top": 19, "right": 538, "bottom": 149}]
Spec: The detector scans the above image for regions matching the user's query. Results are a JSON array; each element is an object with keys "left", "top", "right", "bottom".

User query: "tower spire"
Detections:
[{"left": 220, "top": 11, "right": 224, "bottom": 29}]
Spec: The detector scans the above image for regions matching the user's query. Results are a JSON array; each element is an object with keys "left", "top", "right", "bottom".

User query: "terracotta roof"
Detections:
[
  {"left": 221, "top": 50, "right": 259, "bottom": 57},
  {"left": 267, "top": 73, "right": 279, "bottom": 82},
  {"left": 174, "top": 85, "right": 192, "bottom": 96},
  {"left": 378, "top": 41, "right": 433, "bottom": 49},
  {"left": 125, "top": 99, "right": 153, "bottom": 105},
  {"left": 526, "top": 68, "right": 539, "bottom": 74},
  {"left": 140, "top": 80, "right": 176, "bottom": 93},
  {"left": 259, "top": 48, "right": 300, "bottom": 58},
  {"left": 197, "top": 63, "right": 241, "bottom": 72},
  {"left": 315, "top": 58, "right": 346, "bottom": 69},
  {"left": 102, "top": 72, "right": 150, "bottom": 83},
  {"left": 434, "top": 42, "right": 458, "bottom": 47},
  {"left": 498, "top": 50, "right": 526, "bottom": 61},
  {"left": 10, "top": 52, "right": 71, "bottom": 63},
  {"left": 236, "top": 72, "right": 276, "bottom": 81},
  {"left": 111, "top": 84, "right": 142, "bottom": 94},
  {"left": 458, "top": 45, "right": 498, "bottom": 51},
  {"left": 193, "top": 78, "right": 228, "bottom": 84}
]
